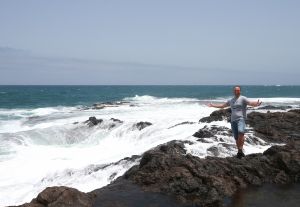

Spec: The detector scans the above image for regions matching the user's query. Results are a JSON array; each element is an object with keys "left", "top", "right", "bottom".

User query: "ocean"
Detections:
[{"left": 0, "top": 85, "right": 299, "bottom": 206}]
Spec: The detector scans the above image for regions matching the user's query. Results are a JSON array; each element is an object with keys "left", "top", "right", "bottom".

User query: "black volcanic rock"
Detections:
[
  {"left": 200, "top": 108, "right": 231, "bottom": 123},
  {"left": 84, "top": 117, "right": 124, "bottom": 128},
  {"left": 207, "top": 143, "right": 237, "bottom": 157},
  {"left": 193, "top": 125, "right": 231, "bottom": 139},
  {"left": 193, "top": 126, "right": 215, "bottom": 138},
  {"left": 107, "top": 118, "right": 124, "bottom": 129},
  {"left": 84, "top": 116, "right": 103, "bottom": 127},
  {"left": 133, "top": 121, "right": 152, "bottom": 130},
  {"left": 123, "top": 140, "right": 300, "bottom": 206},
  {"left": 257, "top": 105, "right": 292, "bottom": 111},
  {"left": 19, "top": 186, "right": 95, "bottom": 207},
  {"left": 110, "top": 118, "right": 123, "bottom": 123},
  {"left": 247, "top": 109, "right": 300, "bottom": 143},
  {"left": 92, "top": 101, "right": 130, "bottom": 109}
]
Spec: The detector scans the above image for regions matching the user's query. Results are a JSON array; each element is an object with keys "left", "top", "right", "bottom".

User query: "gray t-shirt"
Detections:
[{"left": 226, "top": 96, "right": 250, "bottom": 121}]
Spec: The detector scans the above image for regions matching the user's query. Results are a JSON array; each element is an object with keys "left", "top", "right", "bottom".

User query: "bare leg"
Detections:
[{"left": 237, "top": 133, "right": 245, "bottom": 151}]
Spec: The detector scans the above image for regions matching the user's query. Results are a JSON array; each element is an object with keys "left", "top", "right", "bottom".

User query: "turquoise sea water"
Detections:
[{"left": 0, "top": 85, "right": 299, "bottom": 109}]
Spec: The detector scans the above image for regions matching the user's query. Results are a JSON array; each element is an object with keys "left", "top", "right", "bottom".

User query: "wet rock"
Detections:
[
  {"left": 123, "top": 140, "right": 300, "bottom": 206},
  {"left": 193, "top": 127, "right": 215, "bottom": 138},
  {"left": 207, "top": 146, "right": 220, "bottom": 156},
  {"left": 289, "top": 109, "right": 300, "bottom": 114},
  {"left": 193, "top": 125, "right": 231, "bottom": 139},
  {"left": 256, "top": 105, "right": 292, "bottom": 111},
  {"left": 207, "top": 143, "right": 237, "bottom": 157},
  {"left": 84, "top": 116, "right": 103, "bottom": 127},
  {"left": 133, "top": 121, "right": 152, "bottom": 130},
  {"left": 105, "top": 118, "right": 124, "bottom": 129},
  {"left": 168, "top": 121, "right": 196, "bottom": 129},
  {"left": 200, "top": 108, "right": 231, "bottom": 123},
  {"left": 92, "top": 101, "right": 130, "bottom": 109},
  {"left": 247, "top": 109, "right": 300, "bottom": 143},
  {"left": 244, "top": 133, "right": 266, "bottom": 145},
  {"left": 109, "top": 172, "right": 118, "bottom": 181},
  {"left": 122, "top": 155, "right": 141, "bottom": 162},
  {"left": 110, "top": 118, "right": 123, "bottom": 123},
  {"left": 83, "top": 117, "right": 124, "bottom": 129},
  {"left": 19, "top": 186, "right": 95, "bottom": 207}
]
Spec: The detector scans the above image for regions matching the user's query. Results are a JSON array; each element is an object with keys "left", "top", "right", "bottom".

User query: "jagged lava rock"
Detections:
[
  {"left": 133, "top": 121, "right": 152, "bottom": 130},
  {"left": 84, "top": 117, "right": 103, "bottom": 127},
  {"left": 199, "top": 108, "right": 231, "bottom": 123},
  {"left": 123, "top": 140, "right": 300, "bottom": 206},
  {"left": 193, "top": 125, "right": 231, "bottom": 139},
  {"left": 247, "top": 109, "right": 300, "bottom": 143},
  {"left": 19, "top": 186, "right": 95, "bottom": 207}
]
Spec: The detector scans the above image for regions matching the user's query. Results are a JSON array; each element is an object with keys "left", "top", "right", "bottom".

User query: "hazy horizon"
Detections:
[{"left": 1, "top": 0, "right": 299, "bottom": 85}]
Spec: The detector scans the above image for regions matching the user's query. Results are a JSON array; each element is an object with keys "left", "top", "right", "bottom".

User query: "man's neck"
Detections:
[{"left": 235, "top": 95, "right": 240, "bottom": 99}]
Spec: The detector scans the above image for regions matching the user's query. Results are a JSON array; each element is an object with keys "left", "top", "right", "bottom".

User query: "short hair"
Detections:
[{"left": 233, "top": 85, "right": 241, "bottom": 90}]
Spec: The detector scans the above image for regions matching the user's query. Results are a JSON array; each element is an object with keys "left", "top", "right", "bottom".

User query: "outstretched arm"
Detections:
[
  {"left": 206, "top": 102, "right": 229, "bottom": 109},
  {"left": 247, "top": 99, "right": 262, "bottom": 107}
]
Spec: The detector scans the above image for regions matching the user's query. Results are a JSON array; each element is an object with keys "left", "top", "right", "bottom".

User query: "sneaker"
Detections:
[{"left": 236, "top": 151, "right": 245, "bottom": 159}]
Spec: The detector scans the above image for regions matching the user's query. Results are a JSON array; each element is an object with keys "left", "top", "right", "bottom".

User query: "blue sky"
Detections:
[{"left": 0, "top": 0, "right": 299, "bottom": 85}]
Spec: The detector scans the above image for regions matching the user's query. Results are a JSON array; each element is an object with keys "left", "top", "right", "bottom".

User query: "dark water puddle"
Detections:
[
  {"left": 93, "top": 181, "right": 300, "bottom": 207},
  {"left": 224, "top": 184, "right": 300, "bottom": 207},
  {"left": 92, "top": 180, "right": 195, "bottom": 207}
]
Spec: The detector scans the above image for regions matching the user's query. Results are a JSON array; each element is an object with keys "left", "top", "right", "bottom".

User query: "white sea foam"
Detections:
[
  {"left": 0, "top": 95, "right": 293, "bottom": 206},
  {"left": 124, "top": 95, "right": 199, "bottom": 103}
]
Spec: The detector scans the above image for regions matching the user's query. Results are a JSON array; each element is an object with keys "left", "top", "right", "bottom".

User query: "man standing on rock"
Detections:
[{"left": 207, "top": 86, "right": 262, "bottom": 158}]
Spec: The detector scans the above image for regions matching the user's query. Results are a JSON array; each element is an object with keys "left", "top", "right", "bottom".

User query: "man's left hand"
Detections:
[{"left": 256, "top": 99, "right": 262, "bottom": 107}]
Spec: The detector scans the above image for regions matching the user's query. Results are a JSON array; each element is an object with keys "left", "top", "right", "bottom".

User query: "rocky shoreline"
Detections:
[{"left": 15, "top": 109, "right": 300, "bottom": 207}]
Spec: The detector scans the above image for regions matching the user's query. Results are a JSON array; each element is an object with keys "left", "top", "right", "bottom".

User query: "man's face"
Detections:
[{"left": 233, "top": 87, "right": 241, "bottom": 97}]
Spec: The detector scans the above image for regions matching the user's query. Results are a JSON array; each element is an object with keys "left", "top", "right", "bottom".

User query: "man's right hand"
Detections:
[{"left": 206, "top": 102, "right": 228, "bottom": 109}]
